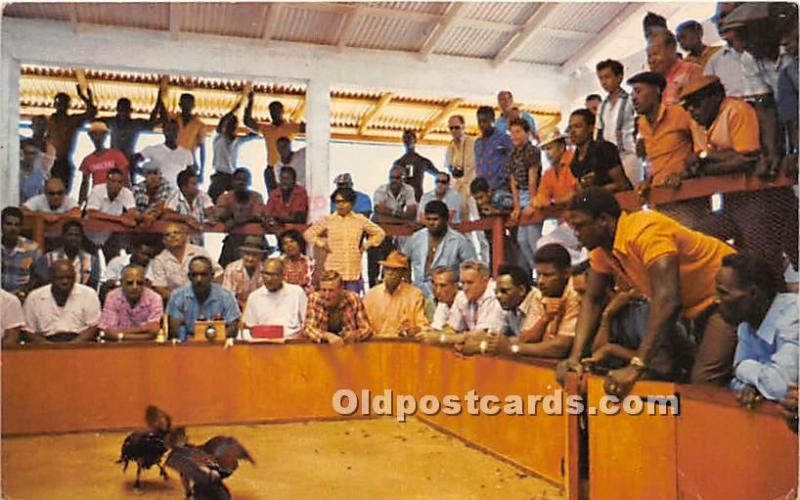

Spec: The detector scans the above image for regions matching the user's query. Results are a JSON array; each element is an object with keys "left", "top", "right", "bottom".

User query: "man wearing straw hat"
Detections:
[{"left": 363, "top": 251, "right": 428, "bottom": 338}]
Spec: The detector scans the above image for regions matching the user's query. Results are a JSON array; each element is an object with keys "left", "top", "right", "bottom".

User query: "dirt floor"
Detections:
[{"left": 2, "top": 417, "right": 563, "bottom": 500}]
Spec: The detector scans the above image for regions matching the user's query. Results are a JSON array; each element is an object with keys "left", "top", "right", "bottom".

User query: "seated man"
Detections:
[
  {"left": 263, "top": 166, "right": 309, "bottom": 227},
  {"left": 403, "top": 200, "right": 475, "bottom": 298},
  {"left": 98, "top": 264, "right": 163, "bottom": 342},
  {"left": 222, "top": 235, "right": 267, "bottom": 311},
  {"left": 35, "top": 220, "right": 102, "bottom": 290},
  {"left": 21, "top": 177, "right": 81, "bottom": 223},
  {"left": 556, "top": 187, "right": 737, "bottom": 397},
  {"left": 416, "top": 266, "right": 460, "bottom": 338},
  {"left": 2, "top": 207, "right": 42, "bottom": 301},
  {"left": 103, "top": 234, "right": 158, "bottom": 287},
  {"left": 440, "top": 260, "right": 505, "bottom": 347},
  {"left": 1, "top": 289, "right": 25, "bottom": 345},
  {"left": 23, "top": 259, "right": 101, "bottom": 343},
  {"left": 132, "top": 165, "right": 176, "bottom": 228},
  {"left": 164, "top": 169, "right": 216, "bottom": 245},
  {"left": 364, "top": 251, "right": 428, "bottom": 338},
  {"left": 305, "top": 270, "right": 373, "bottom": 344},
  {"left": 241, "top": 258, "right": 307, "bottom": 340},
  {"left": 148, "top": 223, "right": 222, "bottom": 301},
  {"left": 715, "top": 254, "right": 798, "bottom": 406},
  {"left": 166, "top": 256, "right": 240, "bottom": 342},
  {"left": 85, "top": 167, "right": 138, "bottom": 259},
  {"left": 418, "top": 172, "right": 463, "bottom": 224},
  {"left": 215, "top": 167, "right": 265, "bottom": 267}
]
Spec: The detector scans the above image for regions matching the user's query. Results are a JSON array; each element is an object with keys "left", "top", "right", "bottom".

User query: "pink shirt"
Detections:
[
  {"left": 99, "top": 287, "right": 164, "bottom": 331},
  {"left": 664, "top": 59, "right": 703, "bottom": 105}
]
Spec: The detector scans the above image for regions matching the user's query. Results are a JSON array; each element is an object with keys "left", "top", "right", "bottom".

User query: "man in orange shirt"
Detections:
[
  {"left": 628, "top": 71, "right": 709, "bottom": 229},
  {"left": 534, "top": 129, "right": 577, "bottom": 211},
  {"left": 244, "top": 91, "right": 304, "bottom": 169},
  {"left": 556, "top": 187, "right": 737, "bottom": 397},
  {"left": 647, "top": 31, "right": 703, "bottom": 105},
  {"left": 681, "top": 75, "right": 798, "bottom": 278},
  {"left": 168, "top": 93, "right": 206, "bottom": 180}
]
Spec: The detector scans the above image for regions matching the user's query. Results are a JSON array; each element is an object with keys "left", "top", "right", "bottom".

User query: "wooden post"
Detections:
[{"left": 490, "top": 216, "right": 504, "bottom": 276}]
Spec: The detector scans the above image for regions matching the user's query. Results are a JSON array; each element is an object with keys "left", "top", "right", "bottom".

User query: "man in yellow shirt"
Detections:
[
  {"left": 363, "top": 251, "right": 428, "bottom": 338},
  {"left": 556, "top": 187, "right": 737, "bottom": 397}
]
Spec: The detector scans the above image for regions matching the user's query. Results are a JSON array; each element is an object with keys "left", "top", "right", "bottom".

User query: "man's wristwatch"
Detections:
[
  {"left": 630, "top": 356, "right": 646, "bottom": 370},
  {"left": 510, "top": 343, "right": 520, "bottom": 355}
]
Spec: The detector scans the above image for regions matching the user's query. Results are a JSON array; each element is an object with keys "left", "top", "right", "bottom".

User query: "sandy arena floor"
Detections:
[{"left": 2, "top": 417, "right": 563, "bottom": 500}]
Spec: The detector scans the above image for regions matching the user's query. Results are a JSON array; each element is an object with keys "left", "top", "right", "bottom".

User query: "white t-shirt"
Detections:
[
  {"left": 23, "top": 194, "right": 77, "bottom": 213},
  {"left": 275, "top": 148, "right": 307, "bottom": 186},
  {"left": 86, "top": 185, "right": 136, "bottom": 245},
  {"left": 241, "top": 283, "right": 307, "bottom": 338},
  {"left": 140, "top": 144, "right": 194, "bottom": 188},
  {"left": 1, "top": 289, "right": 25, "bottom": 335},
  {"left": 103, "top": 254, "right": 152, "bottom": 283},
  {"left": 23, "top": 284, "right": 101, "bottom": 337}
]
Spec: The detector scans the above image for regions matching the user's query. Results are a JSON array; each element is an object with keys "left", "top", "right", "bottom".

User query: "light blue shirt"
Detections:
[
  {"left": 166, "top": 283, "right": 241, "bottom": 341},
  {"left": 419, "top": 188, "right": 463, "bottom": 224},
  {"left": 496, "top": 111, "right": 537, "bottom": 135},
  {"left": 729, "top": 293, "right": 799, "bottom": 400},
  {"left": 402, "top": 227, "right": 476, "bottom": 298}
]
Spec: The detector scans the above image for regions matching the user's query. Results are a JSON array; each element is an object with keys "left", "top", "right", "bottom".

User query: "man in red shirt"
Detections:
[
  {"left": 264, "top": 166, "right": 309, "bottom": 228},
  {"left": 78, "top": 121, "right": 130, "bottom": 205}
]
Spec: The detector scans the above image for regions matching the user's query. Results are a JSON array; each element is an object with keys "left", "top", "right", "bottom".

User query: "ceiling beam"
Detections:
[
  {"left": 67, "top": 5, "right": 84, "bottom": 34},
  {"left": 418, "top": 98, "right": 463, "bottom": 140},
  {"left": 538, "top": 26, "right": 596, "bottom": 42},
  {"left": 291, "top": 98, "right": 306, "bottom": 122},
  {"left": 358, "top": 92, "right": 394, "bottom": 136},
  {"left": 168, "top": 4, "right": 180, "bottom": 41},
  {"left": 561, "top": 3, "right": 649, "bottom": 75},
  {"left": 419, "top": 3, "right": 467, "bottom": 60},
  {"left": 261, "top": 3, "right": 283, "bottom": 43},
  {"left": 493, "top": 3, "right": 560, "bottom": 67},
  {"left": 335, "top": 5, "right": 362, "bottom": 50}
]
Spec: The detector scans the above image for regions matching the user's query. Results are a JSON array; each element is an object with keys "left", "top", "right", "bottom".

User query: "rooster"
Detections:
[
  {"left": 165, "top": 428, "right": 255, "bottom": 499},
  {"left": 117, "top": 405, "right": 173, "bottom": 488}
]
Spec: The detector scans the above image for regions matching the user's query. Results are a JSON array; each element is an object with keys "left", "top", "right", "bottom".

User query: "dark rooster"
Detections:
[
  {"left": 117, "top": 405, "right": 173, "bottom": 488},
  {"left": 165, "top": 428, "right": 255, "bottom": 499}
]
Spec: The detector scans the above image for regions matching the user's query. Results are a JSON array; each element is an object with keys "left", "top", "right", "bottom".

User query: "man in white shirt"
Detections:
[
  {"left": 1, "top": 289, "right": 25, "bottom": 345},
  {"left": 23, "top": 259, "right": 101, "bottom": 342},
  {"left": 21, "top": 177, "right": 80, "bottom": 223},
  {"left": 265, "top": 137, "right": 307, "bottom": 191},
  {"left": 139, "top": 120, "right": 193, "bottom": 189},
  {"left": 85, "top": 167, "right": 138, "bottom": 254},
  {"left": 241, "top": 258, "right": 307, "bottom": 340},
  {"left": 704, "top": 20, "right": 747, "bottom": 98},
  {"left": 416, "top": 267, "right": 460, "bottom": 342},
  {"left": 418, "top": 172, "right": 464, "bottom": 224},
  {"left": 147, "top": 223, "right": 222, "bottom": 301},
  {"left": 595, "top": 59, "right": 641, "bottom": 184},
  {"left": 438, "top": 260, "right": 505, "bottom": 347}
]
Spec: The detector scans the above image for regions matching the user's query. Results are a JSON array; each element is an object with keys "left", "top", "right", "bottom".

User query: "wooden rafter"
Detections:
[
  {"left": 335, "top": 5, "right": 362, "bottom": 50},
  {"left": 418, "top": 98, "right": 463, "bottom": 141},
  {"left": 419, "top": 3, "right": 466, "bottom": 60},
  {"left": 493, "top": 3, "right": 560, "bottom": 67},
  {"left": 168, "top": 3, "right": 180, "bottom": 41},
  {"left": 357, "top": 93, "right": 394, "bottom": 136}
]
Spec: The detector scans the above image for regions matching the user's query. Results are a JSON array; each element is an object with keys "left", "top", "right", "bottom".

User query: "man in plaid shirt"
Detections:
[{"left": 304, "top": 270, "right": 373, "bottom": 344}]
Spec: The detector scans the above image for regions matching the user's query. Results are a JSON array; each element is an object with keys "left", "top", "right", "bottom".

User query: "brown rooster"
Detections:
[
  {"left": 165, "top": 428, "right": 255, "bottom": 499},
  {"left": 117, "top": 405, "right": 173, "bottom": 488}
]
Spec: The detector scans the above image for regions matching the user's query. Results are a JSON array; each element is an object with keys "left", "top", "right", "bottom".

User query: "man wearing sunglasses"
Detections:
[
  {"left": 444, "top": 115, "right": 476, "bottom": 218},
  {"left": 418, "top": 172, "right": 463, "bottom": 224},
  {"left": 21, "top": 178, "right": 81, "bottom": 223},
  {"left": 98, "top": 264, "right": 163, "bottom": 342}
]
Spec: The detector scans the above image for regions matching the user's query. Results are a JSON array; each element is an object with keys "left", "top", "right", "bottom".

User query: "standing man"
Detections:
[
  {"left": 474, "top": 106, "right": 514, "bottom": 193},
  {"left": 595, "top": 59, "right": 641, "bottom": 184},
  {"left": 556, "top": 188, "right": 737, "bottom": 396},
  {"left": 568, "top": 109, "right": 631, "bottom": 192},
  {"left": 101, "top": 95, "right": 163, "bottom": 177},
  {"left": 676, "top": 20, "right": 722, "bottom": 69},
  {"left": 584, "top": 95, "right": 602, "bottom": 116},
  {"left": 19, "top": 139, "right": 47, "bottom": 204},
  {"left": 403, "top": 201, "right": 475, "bottom": 298},
  {"left": 169, "top": 93, "right": 206, "bottom": 179},
  {"left": 167, "top": 256, "right": 240, "bottom": 342},
  {"left": 704, "top": 16, "right": 748, "bottom": 98},
  {"left": 369, "top": 165, "right": 417, "bottom": 287},
  {"left": 444, "top": 115, "right": 477, "bottom": 218},
  {"left": 363, "top": 251, "right": 429, "bottom": 338},
  {"left": 241, "top": 258, "right": 307, "bottom": 340},
  {"left": 209, "top": 97, "right": 254, "bottom": 202},
  {"left": 496, "top": 90, "right": 537, "bottom": 137},
  {"left": 98, "top": 264, "right": 163, "bottom": 341},
  {"left": 138, "top": 120, "right": 193, "bottom": 189},
  {"left": 418, "top": 172, "right": 463, "bottom": 224},
  {"left": 1, "top": 207, "right": 41, "bottom": 301},
  {"left": 647, "top": 31, "right": 703, "bottom": 105},
  {"left": 48, "top": 87, "right": 97, "bottom": 192},
  {"left": 36, "top": 220, "right": 102, "bottom": 290},
  {"left": 78, "top": 120, "right": 130, "bottom": 205},
  {"left": 244, "top": 93, "right": 303, "bottom": 169},
  {"left": 393, "top": 130, "right": 439, "bottom": 202}
]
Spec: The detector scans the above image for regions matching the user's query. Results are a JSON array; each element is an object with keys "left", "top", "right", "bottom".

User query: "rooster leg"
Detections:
[
  {"left": 180, "top": 475, "right": 192, "bottom": 498},
  {"left": 158, "top": 463, "right": 170, "bottom": 481},
  {"left": 134, "top": 464, "right": 142, "bottom": 489}
]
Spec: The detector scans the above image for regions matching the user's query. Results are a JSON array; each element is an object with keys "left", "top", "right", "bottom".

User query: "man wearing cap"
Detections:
[
  {"left": 403, "top": 200, "right": 475, "bottom": 298},
  {"left": 222, "top": 235, "right": 267, "bottom": 311},
  {"left": 556, "top": 187, "right": 737, "bottom": 397},
  {"left": 132, "top": 165, "right": 176, "bottom": 227},
  {"left": 330, "top": 174, "right": 372, "bottom": 218},
  {"left": 681, "top": 74, "right": 798, "bottom": 276},
  {"left": 647, "top": 31, "right": 703, "bottom": 105},
  {"left": 241, "top": 258, "right": 307, "bottom": 340},
  {"left": 629, "top": 71, "right": 707, "bottom": 228},
  {"left": 78, "top": 120, "right": 130, "bottom": 205},
  {"left": 676, "top": 20, "right": 722, "bottom": 69},
  {"left": 534, "top": 129, "right": 577, "bottom": 210},
  {"left": 363, "top": 251, "right": 428, "bottom": 338}
]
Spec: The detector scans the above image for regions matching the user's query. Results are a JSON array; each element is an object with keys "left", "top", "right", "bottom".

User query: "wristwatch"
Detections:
[
  {"left": 479, "top": 340, "right": 488, "bottom": 354},
  {"left": 510, "top": 343, "right": 520, "bottom": 355},
  {"left": 630, "top": 356, "right": 646, "bottom": 370}
]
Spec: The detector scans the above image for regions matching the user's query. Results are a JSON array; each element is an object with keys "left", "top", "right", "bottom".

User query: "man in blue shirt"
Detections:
[
  {"left": 716, "top": 253, "right": 798, "bottom": 406},
  {"left": 167, "top": 256, "right": 240, "bottom": 342},
  {"left": 403, "top": 200, "right": 475, "bottom": 297},
  {"left": 474, "top": 106, "right": 514, "bottom": 192}
]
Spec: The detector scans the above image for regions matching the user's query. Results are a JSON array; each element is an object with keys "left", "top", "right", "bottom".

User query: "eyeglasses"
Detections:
[
  {"left": 449, "top": 125, "right": 462, "bottom": 131},
  {"left": 435, "top": 179, "right": 449, "bottom": 184},
  {"left": 389, "top": 175, "right": 403, "bottom": 180},
  {"left": 123, "top": 280, "right": 145, "bottom": 286}
]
